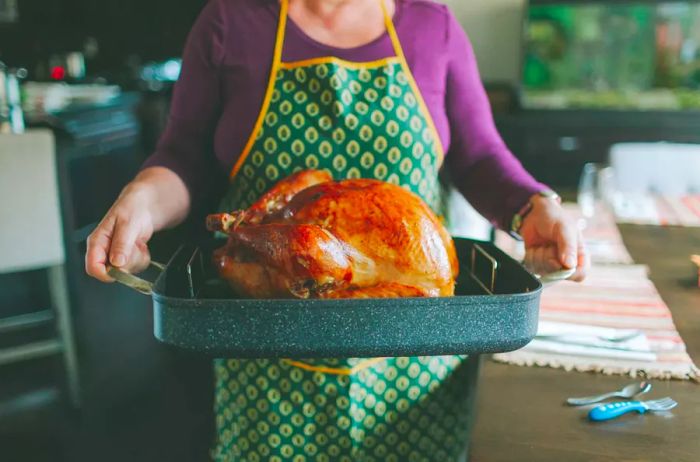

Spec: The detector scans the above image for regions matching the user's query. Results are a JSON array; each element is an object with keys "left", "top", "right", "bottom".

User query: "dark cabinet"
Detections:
[
  {"left": 37, "top": 93, "right": 144, "bottom": 244},
  {"left": 495, "top": 110, "right": 700, "bottom": 188}
]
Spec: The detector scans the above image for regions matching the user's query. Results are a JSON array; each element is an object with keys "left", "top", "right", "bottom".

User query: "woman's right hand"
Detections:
[
  {"left": 85, "top": 167, "right": 191, "bottom": 282},
  {"left": 86, "top": 185, "right": 156, "bottom": 282}
]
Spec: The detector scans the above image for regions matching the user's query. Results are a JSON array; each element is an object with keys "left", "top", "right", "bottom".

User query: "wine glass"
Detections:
[
  {"left": 578, "top": 163, "right": 600, "bottom": 218},
  {"left": 578, "top": 162, "right": 615, "bottom": 228}
]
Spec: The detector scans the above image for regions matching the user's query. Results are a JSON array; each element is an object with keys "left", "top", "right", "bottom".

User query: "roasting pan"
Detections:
[{"left": 109, "top": 238, "right": 544, "bottom": 358}]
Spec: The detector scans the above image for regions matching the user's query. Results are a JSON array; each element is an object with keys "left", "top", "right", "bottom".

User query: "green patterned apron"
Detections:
[{"left": 213, "top": 1, "right": 474, "bottom": 460}]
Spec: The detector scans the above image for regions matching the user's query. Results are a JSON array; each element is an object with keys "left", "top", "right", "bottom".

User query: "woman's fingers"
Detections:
[
  {"left": 520, "top": 194, "right": 587, "bottom": 283},
  {"left": 128, "top": 240, "right": 152, "bottom": 274},
  {"left": 568, "top": 232, "right": 589, "bottom": 282},
  {"left": 86, "top": 212, "right": 152, "bottom": 282},
  {"left": 86, "top": 216, "right": 115, "bottom": 282},
  {"left": 525, "top": 240, "right": 589, "bottom": 282},
  {"left": 524, "top": 246, "right": 561, "bottom": 276},
  {"left": 554, "top": 220, "right": 579, "bottom": 269},
  {"left": 109, "top": 215, "right": 140, "bottom": 268}
]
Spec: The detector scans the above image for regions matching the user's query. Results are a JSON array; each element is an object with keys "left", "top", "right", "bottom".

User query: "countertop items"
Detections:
[
  {"left": 0, "top": 63, "right": 26, "bottom": 134},
  {"left": 22, "top": 82, "right": 120, "bottom": 115}
]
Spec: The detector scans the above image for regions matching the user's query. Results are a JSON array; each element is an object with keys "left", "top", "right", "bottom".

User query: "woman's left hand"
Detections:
[{"left": 519, "top": 195, "right": 588, "bottom": 282}]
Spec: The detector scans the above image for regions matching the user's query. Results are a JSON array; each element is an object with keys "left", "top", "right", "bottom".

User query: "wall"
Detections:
[{"left": 442, "top": 0, "right": 526, "bottom": 84}]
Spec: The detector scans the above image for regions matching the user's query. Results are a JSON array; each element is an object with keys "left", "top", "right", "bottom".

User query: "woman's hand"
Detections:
[
  {"left": 85, "top": 167, "right": 191, "bottom": 282},
  {"left": 86, "top": 185, "right": 156, "bottom": 282},
  {"left": 519, "top": 195, "right": 588, "bottom": 282}
]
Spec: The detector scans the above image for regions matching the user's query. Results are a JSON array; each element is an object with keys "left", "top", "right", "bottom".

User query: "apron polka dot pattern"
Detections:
[
  {"left": 219, "top": 61, "right": 442, "bottom": 214},
  {"left": 214, "top": 356, "right": 473, "bottom": 462},
  {"left": 213, "top": 1, "right": 470, "bottom": 460}
]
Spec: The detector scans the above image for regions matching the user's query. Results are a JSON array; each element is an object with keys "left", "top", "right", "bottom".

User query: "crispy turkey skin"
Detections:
[{"left": 207, "top": 170, "right": 457, "bottom": 299}]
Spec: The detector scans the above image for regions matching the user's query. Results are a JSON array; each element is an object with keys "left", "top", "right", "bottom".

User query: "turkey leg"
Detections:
[{"left": 215, "top": 223, "right": 354, "bottom": 298}]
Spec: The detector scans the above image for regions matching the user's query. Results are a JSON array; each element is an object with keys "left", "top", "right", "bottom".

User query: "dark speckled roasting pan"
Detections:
[{"left": 110, "top": 238, "right": 542, "bottom": 358}]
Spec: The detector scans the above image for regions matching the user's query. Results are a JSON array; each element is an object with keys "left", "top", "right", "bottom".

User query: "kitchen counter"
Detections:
[{"left": 470, "top": 225, "right": 700, "bottom": 462}]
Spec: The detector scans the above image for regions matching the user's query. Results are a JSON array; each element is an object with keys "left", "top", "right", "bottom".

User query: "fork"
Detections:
[{"left": 588, "top": 397, "right": 678, "bottom": 422}]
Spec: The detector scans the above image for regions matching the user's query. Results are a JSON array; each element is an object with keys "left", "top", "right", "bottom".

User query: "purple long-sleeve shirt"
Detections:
[{"left": 143, "top": 0, "right": 545, "bottom": 229}]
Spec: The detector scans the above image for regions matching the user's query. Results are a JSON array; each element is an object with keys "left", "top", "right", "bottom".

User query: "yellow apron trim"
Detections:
[
  {"left": 230, "top": 0, "right": 445, "bottom": 177},
  {"left": 380, "top": 0, "right": 445, "bottom": 164},
  {"left": 229, "top": 0, "right": 289, "bottom": 180},
  {"left": 283, "top": 357, "right": 386, "bottom": 376},
  {"left": 279, "top": 56, "right": 400, "bottom": 71}
]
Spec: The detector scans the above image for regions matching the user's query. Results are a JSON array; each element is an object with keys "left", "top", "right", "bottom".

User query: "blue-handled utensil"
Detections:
[{"left": 588, "top": 397, "right": 678, "bottom": 422}]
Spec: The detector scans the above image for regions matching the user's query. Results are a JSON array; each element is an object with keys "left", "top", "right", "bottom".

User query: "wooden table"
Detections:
[{"left": 470, "top": 225, "right": 700, "bottom": 462}]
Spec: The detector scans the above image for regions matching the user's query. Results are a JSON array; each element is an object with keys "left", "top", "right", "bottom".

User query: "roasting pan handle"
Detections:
[
  {"left": 536, "top": 267, "right": 576, "bottom": 285},
  {"left": 107, "top": 261, "right": 165, "bottom": 296}
]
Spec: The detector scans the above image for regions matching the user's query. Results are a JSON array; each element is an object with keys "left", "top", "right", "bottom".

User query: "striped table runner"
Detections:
[
  {"left": 613, "top": 194, "right": 700, "bottom": 227},
  {"left": 493, "top": 204, "right": 699, "bottom": 381}
]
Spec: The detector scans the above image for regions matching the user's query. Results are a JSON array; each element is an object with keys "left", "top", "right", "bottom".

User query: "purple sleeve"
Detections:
[
  {"left": 442, "top": 11, "right": 546, "bottom": 230},
  {"left": 141, "top": 0, "right": 227, "bottom": 202}
]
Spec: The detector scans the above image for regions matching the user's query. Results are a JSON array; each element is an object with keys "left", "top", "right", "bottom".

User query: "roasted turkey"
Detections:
[{"left": 207, "top": 170, "right": 458, "bottom": 299}]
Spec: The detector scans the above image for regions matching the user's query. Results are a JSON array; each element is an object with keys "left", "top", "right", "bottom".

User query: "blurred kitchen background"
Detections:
[{"left": 1, "top": 0, "right": 700, "bottom": 461}]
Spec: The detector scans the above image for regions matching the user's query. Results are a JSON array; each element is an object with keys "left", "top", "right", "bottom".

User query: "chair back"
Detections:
[{"left": 0, "top": 129, "right": 64, "bottom": 273}]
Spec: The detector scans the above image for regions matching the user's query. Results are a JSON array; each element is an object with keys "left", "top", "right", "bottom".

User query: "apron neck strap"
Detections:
[
  {"left": 272, "top": 0, "right": 290, "bottom": 69},
  {"left": 379, "top": 0, "right": 406, "bottom": 61},
  {"left": 275, "top": 0, "right": 407, "bottom": 63}
]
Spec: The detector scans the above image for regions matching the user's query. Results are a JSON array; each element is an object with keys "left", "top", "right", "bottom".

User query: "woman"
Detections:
[{"left": 87, "top": 0, "right": 587, "bottom": 460}]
